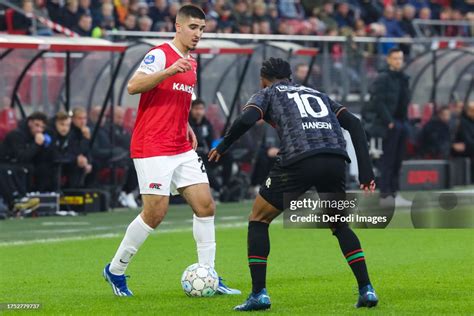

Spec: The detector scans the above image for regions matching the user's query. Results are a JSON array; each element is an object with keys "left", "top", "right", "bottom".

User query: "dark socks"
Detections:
[
  {"left": 333, "top": 226, "right": 371, "bottom": 289},
  {"left": 248, "top": 221, "right": 270, "bottom": 294}
]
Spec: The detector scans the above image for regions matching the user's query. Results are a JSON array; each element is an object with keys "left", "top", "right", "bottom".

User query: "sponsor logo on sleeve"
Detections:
[{"left": 144, "top": 54, "right": 155, "bottom": 64}]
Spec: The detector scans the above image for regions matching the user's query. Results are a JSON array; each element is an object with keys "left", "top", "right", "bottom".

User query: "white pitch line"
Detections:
[
  {"left": 41, "top": 222, "right": 90, "bottom": 226},
  {"left": 0, "top": 220, "right": 284, "bottom": 247}
]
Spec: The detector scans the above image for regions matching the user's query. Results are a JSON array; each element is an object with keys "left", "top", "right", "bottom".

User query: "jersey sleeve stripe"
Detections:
[
  {"left": 335, "top": 107, "right": 347, "bottom": 117},
  {"left": 243, "top": 104, "right": 264, "bottom": 120}
]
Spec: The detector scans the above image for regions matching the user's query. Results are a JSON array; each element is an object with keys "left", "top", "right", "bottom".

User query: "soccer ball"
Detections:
[{"left": 181, "top": 263, "right": 219, "bottom": 297}]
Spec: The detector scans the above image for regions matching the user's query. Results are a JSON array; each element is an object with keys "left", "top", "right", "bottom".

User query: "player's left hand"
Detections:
[
  {"left": 187, "top": 125, "right": 198, "bottom": 150},
  {"left": 360, "top": 180, "right": 376, "bottom": 193},
  {"left": 208, "top": 148, "right": 221, "bottom": 162}
]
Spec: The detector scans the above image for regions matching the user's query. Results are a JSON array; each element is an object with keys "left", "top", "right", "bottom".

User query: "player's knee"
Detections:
[
  {"left": 141, "top": 211, "right": 165, "bottom": 228},
  {"left": 249, "top": 212, "right": 272, "bottom": 224},
  {"left": 195, "top": 199, "right": 215, "bottom": 217}
]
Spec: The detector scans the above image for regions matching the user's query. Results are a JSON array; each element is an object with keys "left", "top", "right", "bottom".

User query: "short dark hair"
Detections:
[
  {"left": 178, "top": 4, "right": 206, "bottom": 20},
  {"left": 192, "top": 98, "right": 206, "bottom": 108},
  {"left": 388, "top": 47, "right": 403, "bottom": 56},
  {"left": 27, "top": 111, "right": 48, "bottom": 124},
  {"left": 261, "top": 57, "right": 292, "bottom": 80},
  {"left": 437, "top": 105, "right": 450, "bottom": 115}
]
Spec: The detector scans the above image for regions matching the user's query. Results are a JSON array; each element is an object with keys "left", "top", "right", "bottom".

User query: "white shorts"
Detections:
[{"left": 133, "top": 150, "right": 209, "bottom": 196}]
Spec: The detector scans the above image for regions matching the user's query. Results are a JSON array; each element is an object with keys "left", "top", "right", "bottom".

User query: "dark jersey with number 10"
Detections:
[{"left": 244, "top": 81, "right": 349, "bottom": 166}]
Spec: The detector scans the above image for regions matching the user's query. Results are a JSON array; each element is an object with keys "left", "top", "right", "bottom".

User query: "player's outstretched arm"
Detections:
[
  {"left": 208, "top": 107, "right": 261, "bottom": 162},
  {"left": 337, "top": 109, "right": 376, "bottom": 192},
  {"left": 127, "top": 58, "right": 193, "bottom": 95}
]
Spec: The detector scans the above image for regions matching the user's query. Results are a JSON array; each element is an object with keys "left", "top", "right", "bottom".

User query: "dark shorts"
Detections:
[{"left": 259, "top": 154, "right": 347, "bottom": 211}]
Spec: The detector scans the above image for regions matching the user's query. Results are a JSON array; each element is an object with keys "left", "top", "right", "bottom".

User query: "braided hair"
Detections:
[{"left": 260, "top": 57, "right": 292, "bottom": 81}]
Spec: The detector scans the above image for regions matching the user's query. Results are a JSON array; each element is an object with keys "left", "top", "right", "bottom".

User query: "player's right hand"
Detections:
[
  {"left": 360, "top": 180, "right": 376, "bottom": 193},
  {"left": 166, "top": 58, "right": 193, "bottom": 76},
  {"left": 208, "top": 148, "right": 222, "bottom": 163}
]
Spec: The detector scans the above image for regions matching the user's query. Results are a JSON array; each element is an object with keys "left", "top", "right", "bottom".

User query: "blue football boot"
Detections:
[
  {"left": 103, "top": 263, "right": 133, "bottom": 297},
  {"left": 234, "top": 288, "right": 271, "bottom": 311},
  {"left": 356, "top": 284, "right": 378, "bottom": 308}
]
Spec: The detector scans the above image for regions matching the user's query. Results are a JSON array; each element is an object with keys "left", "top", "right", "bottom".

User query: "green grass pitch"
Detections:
[{"left": 0, "top": 202, "right": 473, "bottom": 315}]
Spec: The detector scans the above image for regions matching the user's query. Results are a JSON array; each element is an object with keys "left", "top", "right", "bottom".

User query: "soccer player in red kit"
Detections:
[{"left": 103, "top": 5, "right": 240, "bottom": 296}]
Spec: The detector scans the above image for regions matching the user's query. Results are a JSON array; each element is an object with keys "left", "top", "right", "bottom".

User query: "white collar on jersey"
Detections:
[{"left": 167, "top": 41, "right": 189, "bottom": 58}]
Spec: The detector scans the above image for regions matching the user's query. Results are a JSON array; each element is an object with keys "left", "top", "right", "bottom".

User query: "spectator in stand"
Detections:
[
  {"left": 379, "top": 5, "right": 405, "bottom": 37},
  {"left": 452, "top": 0, "right": 474, "bottom": 14},
  {"left": 253, "top": 2, "right": 268, "bottom": 24},
  {"left": 137, "top": 15, "right": 152, "bottom": 32},
  {"left": 267, "top": 4, "right": 280, "bottom": 34},
  {"left": 418, "top": 7, "right": 437, "bottom": 37},
  {"left": 217, "top": 3, "right": 235, "bottom": 33},
  {"left": 61, "top": 0, "right": 80, "bottom": 29},
  {"left": 12, "top": 0, "right": 34, "bottom": 34},
  {"left": 404, "top": 0, "right": 429, "bottom": 12},
  {"left": 451, "top": 9, "right": 469, "bottom": 37},
  {"left": 72, "top": 13, "right": 93, "bottom": 36},
  {"left": 36, "top": 111, "right": 92, "bottom": 191},
  {"left": 428, "top": 0, "right": 443, "bottom": 19},
  {"left": 205, "top": 17, "right": 218, "bottom": 32},
  {"left": 237, "top": 17, "right": 252, "bottom": 34},
  {"left": 0, "top": 112, "right": 49, "bottom": 213},
  {"left": 314, "top": 3, "right": 338, "bottom": 33},
  {"left": 334, "top": 2, "right": 355, "bottom": 29},
  {"left": 449, "top": 101, "right": 465, "bottom": 138},
  {"left": 70, "top": 107, "right": 92, "bottom": 179},
  {"left": 78, "top": 0, "right": 91, "bottom": 17},
  {"left": 136, "top": 2, "right": 149, "bottom": 18},
  {"left": 278, "top": 0, "right": 305, "bottom": 20},
  {"left": 46, "top": 0, "right": 63, "bottom": 24},
  {"left": 92, "top": 2, "right": 116, "bottom": 28},
  {"left": 233, "top": 0, "right": 251, "bottom": 26},
  {"left": 354, "top": 18, "right": 368, "bottom": 36},
  {"left": 115, "top": 0, "right": 129, "bottom": 26},
  {"left": 121, "top": 13, "right": 137, "bottom": 31},
  {"left": 452, "top": 101, "right": 474, "bottom": 182},
  {"left": 254, "top": 19, "right": 272, "bottom": 34},
  {"left": 149, "top": 0, "right": 169, "bottom": 26},
  {"left": 359, "top": 0, "right": 383, "bottom": 24},
  {"left": 419, "top": 106, "right": 452, "bottom": 159},
  {"left": 400, "top": 4, "right": 417, "bottom": 37}
]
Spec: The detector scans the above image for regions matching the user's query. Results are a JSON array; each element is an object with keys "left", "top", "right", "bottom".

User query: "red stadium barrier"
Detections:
[
  {"left": 0, "top": 108, "right": 18, "bottom": 141},
  {"left": 5, "top": 9, "right": 28, "bottom": 35},
  {"left": 421, "top": 103, "right": 434, "bottom": 126}
]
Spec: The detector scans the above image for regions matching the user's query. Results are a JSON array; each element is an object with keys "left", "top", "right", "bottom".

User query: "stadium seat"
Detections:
[
  {"left": 0, "top": 107, "right": 18, "bottom": 141},
  {"left": 98, "top": 167, "right": 126, "bottom": 185},
  {"left": 421, "top": 103, "right": 434, "bottom": 126},
  {"left": 5, "top": 9, "right": 28, "bottom": 35},
  {"left": 123, "top": 107, "right": 137, "bottom": 133},
  {"left": 408, "top": 103, "right": 421, "bottom": 121}
]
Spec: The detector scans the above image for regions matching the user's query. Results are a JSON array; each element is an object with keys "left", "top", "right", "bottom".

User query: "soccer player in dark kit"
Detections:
[{"left": 209, "top": 58, "right": 378, "bottom": 311}]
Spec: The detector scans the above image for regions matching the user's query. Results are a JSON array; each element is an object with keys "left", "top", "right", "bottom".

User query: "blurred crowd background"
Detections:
[{"left": 1, "top": 0, "right": 473, "bottom": 38}]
